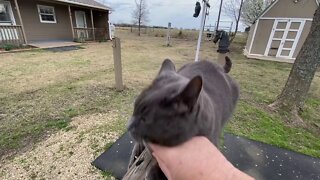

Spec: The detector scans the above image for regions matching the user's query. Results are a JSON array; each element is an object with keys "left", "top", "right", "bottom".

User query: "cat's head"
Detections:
[{"left": 128, "top": 59, "right": 203, "bottom": 146}]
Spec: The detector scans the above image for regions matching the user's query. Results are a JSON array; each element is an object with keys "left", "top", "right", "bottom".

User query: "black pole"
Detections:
[{"left": 216, "top": 0, "right": 223, "bottom": 31}]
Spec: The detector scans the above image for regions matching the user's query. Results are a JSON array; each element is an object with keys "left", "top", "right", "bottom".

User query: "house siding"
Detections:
[
  {"left": 18, "top": 0, "right": 73, "bottom": 42},
  {"left": 250, "top": 19, "right": 274, "bottom": 55},
  {"left": 3, "top": 0, "right": 110, "bottom": 43},
  {"left": 263, "top": 0, "right": 317, "bottom": 18}
]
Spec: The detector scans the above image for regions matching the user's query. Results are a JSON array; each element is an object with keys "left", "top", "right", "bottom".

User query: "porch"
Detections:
[
  {"left": 70, "top": 5, "right": 110, "bottom": 42},
  {"left": 28, "top": 40, "right": 79, "bottom": 48},
  {"left": 73, "top": 27, "right": 109, "bottom": 42}
]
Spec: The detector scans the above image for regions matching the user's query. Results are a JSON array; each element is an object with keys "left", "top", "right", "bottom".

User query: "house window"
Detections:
[
  {"left": 37, "top": 5, "right": 56, "bottom": 23},
  {"left": 0, "top": 2, "right": 14, "bottom": 24}
]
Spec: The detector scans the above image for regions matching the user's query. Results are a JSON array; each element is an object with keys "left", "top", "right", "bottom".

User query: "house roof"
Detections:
[{"left": 54, "top": 0, "right": 111, "bottom": 11}]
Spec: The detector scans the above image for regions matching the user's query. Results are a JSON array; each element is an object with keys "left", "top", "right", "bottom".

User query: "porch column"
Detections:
[
  {"left": 68, "top": 5, "right": 75, "bottom": 40},
  {"left": 14, "top": 0, "right": 27, "bottom": 44},
  {"left": 90, "top": 9, "right": 95, "bottom": 41}
]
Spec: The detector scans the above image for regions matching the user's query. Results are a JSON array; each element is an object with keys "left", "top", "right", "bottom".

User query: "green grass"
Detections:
[
  {"left": 226, "top": 101, "right": 320, "bottom": 157},
  {"left": 101, "top": 171, "right": 114, "bottom": 180}
]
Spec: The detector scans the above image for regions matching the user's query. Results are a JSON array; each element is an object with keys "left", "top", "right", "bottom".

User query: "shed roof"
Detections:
[
  {"left": 253, "top": 0, "right": 319, "bottom": 24},
  {"left": 252, "top": 0, "right": 279, "bottom": 24},
  {"left": 54, "top": 0, "right": 111, "bottom": 10}
]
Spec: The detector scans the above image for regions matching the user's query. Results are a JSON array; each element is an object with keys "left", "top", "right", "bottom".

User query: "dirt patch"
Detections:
[{"left": 0, "top": 113, "right": 120, "bottom": 180}]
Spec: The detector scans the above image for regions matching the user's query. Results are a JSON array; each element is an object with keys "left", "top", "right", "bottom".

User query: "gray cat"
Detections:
[{"left": 127, "top": 57, "right": 239, "bottom": 180}]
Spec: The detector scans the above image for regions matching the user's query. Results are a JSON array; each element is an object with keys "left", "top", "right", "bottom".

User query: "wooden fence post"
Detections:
[{"left": 113, "top": 37, "right": 124, "bottom": 91}]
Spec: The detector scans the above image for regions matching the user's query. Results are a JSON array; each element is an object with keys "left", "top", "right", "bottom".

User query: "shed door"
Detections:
[{"left": 265, "top": 19, "right": 305, "bottom": 59}]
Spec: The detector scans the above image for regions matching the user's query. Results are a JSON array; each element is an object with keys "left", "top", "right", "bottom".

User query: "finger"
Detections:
[{"left": 152, "top": 153, "right": 173, "bottom": 179}]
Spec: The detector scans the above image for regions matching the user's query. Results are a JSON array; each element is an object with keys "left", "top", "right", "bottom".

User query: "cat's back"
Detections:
[
  {"left": 178, "top": 60, "right": 239, "bottom": 106},
  {"left": 177, "top": 60, "right": 227, "bottom": 85}
]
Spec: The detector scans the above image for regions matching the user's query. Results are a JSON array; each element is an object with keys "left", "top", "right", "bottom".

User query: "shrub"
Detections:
[
  {"left": 0, "top": 44, "right": 19, "bottom": 51},
  {"left": 178, "top": 29, "right": 183, "bottom": 37}
]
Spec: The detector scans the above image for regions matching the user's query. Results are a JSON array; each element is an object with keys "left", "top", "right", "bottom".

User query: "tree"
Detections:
[
  {"left": 223, "top": 0, "right": 244, "bottom": 42},
  {"left": 269, "top": 6, "right": 320, "bottom": 124},
  {"left": 240, "top": 0, "right": 265, "bottom": 26},
  {"left": 132, "top": 0, "right": 149, "bottom": 36}
]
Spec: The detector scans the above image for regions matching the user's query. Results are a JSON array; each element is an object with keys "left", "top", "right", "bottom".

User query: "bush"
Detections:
[
  {"left": 178, "top": 30, "right": 183, "bottom": 37},
  {"left": 0, "top": 44, "right": 19, "bottom": 51}
]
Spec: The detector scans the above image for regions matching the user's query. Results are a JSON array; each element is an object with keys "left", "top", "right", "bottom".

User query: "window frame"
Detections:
[
  {"left": 37, "top": 5, "right": 57, "bottom": 24},
  {"left": 0, "top": 1, "right": 16, "bottom": 25}
]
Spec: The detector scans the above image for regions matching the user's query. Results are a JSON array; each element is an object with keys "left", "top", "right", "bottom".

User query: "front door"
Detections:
[
  {"left": 0, "top": 1, "right": 19, "bottom": 41},
  {"left": 75, "top": 11, "right": 88, "bottom": 39},
  {"left": 265, "top": 19, "right": 306, "bottom": 59}
]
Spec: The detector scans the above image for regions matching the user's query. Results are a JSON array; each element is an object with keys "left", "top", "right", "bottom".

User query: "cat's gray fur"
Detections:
[{"left": 127, "top": 57, "right": 239, "bottom": 180}]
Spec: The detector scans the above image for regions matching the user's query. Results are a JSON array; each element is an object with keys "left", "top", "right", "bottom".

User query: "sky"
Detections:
[{"left": 97, "top": 0, "right": 244, "bottom": 31}]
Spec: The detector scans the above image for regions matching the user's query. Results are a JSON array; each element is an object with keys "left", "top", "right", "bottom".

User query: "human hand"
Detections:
[{"left": 150, "top": 137, "right": 253, "bottom": 180}]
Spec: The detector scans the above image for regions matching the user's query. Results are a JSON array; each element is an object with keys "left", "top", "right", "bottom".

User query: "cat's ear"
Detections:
[
  {"left": 175, "top": 76, "right": 202, "bottom": 111},
  {"left": 159, "top": 59, "right": 176, "bottom": 75}
]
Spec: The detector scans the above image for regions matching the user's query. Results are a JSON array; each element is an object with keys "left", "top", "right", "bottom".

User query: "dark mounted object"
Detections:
[
  {"left": 214, "top": 30, "right": 230, "bottom": 53},
  {"left": 193, "top": 2, "right": 201, "bottom": 18},
  {"left": 245, "top": 26, "right": 250, "bottom": 32}
]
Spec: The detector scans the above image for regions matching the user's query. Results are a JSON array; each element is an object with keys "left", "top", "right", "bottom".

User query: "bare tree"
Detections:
[
  {"left": 223, "top": 0, "right": 244, "bottom": 42},
  {"left": 240, "top": 0, "right": 265, "bottom": 26},
  {"left": 132, "top": 0, "right": 149, "bottom": 36},
  {"left": 269, "top": 6, "right": 320, "bottom": 124}
]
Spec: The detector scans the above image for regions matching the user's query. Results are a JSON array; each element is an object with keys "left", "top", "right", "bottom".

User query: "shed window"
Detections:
[{"left": 37, "top": 5, "right": 56, "bottom": 23}]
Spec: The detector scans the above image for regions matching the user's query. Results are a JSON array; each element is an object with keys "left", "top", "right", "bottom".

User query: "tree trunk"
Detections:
[
  {"left": 138, "top": 0, "right": 142, "bottom": 36},
  {"left": 269, "top": 6, "right": 320, "bottom": 124},
  {"left": 230, "top": 0, "right": 244, "bottom": 43},
  {"left": 138, "top": 21, "right": 141, "bottom": 36}
]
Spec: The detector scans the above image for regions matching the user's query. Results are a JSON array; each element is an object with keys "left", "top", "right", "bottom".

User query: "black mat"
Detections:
[
  {"left": 45, "top": 46, "right": 83, "bottom": 52},
  {"left": 92, "top": 132, "right": 320, "bottom": 180}
]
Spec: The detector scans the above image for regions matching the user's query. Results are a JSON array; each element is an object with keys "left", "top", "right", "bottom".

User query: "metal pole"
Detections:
[
  {"left": 195, "top": 0, "right": 209, "bottom": 62},
  {"left": 216, "top": 0, "right": 224, "bottom": 31},
  {"left": 166, "top": 22, "right": 171, "bottom": 47}
]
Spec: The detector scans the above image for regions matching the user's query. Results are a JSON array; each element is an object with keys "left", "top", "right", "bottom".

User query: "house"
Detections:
[
  {"left": 0, "top": 0, "right": 111, "bottom": 47},
  {"left": 244, "top": 0, "right": 319, "bottom": 63}
]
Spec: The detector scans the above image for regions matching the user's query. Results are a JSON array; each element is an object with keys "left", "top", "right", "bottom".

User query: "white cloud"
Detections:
[{"left": 99, "top": 0, "right": 245, "bottom": 30}]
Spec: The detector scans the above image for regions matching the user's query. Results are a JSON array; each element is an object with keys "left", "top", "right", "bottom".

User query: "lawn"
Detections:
[{"left": 0, "top": 28, "right": 319, "bottom": 179}]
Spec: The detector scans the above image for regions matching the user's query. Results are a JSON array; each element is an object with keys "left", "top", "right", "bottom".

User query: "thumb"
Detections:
[{"left": 151, "top": 152, "right": 172, "bottom": 179}]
